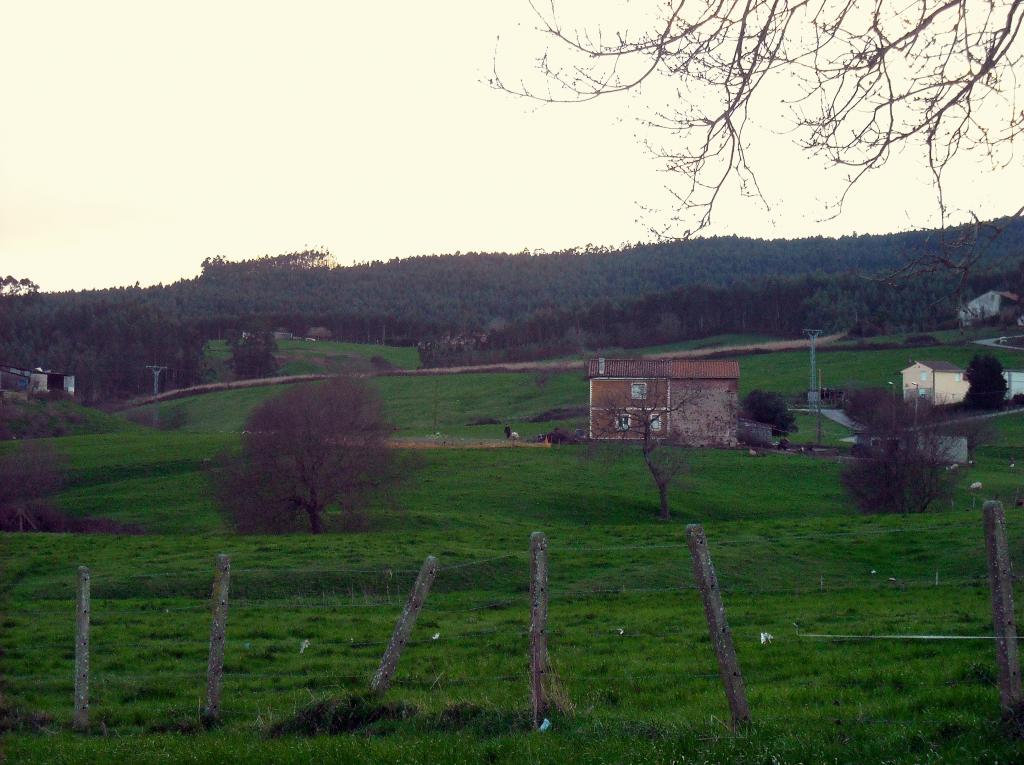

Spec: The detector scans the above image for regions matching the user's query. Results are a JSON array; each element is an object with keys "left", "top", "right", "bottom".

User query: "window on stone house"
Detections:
[
  {"left": 631, "top": 382, "right": 647, "bottom": 399},
  {"left": 616, "top": 414, "right": 630, "bottom": 431}
]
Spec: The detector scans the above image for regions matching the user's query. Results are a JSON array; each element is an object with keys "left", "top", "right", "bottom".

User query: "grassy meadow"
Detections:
[
  {"left": 204, "top": 338, "right": 420, "bottom": 382},
  {"left": 5, "top": 338, "right": 1024, "bottom": 763}
]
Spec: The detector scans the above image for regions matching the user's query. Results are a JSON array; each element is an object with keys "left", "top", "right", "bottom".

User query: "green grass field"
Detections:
[
  {"left": 732, "top": 343, "right": 1024, "bottom": 397},
  {"left": 204, "top": 338, "right": 420, "bottom": 381},
  {"left": 6, "top": 340, "right": 1024, "bottom": 762}
]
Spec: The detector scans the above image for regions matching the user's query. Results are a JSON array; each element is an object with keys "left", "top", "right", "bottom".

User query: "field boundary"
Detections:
[{"left": 116, "top": 334, "right": 845, "bottom": 410}]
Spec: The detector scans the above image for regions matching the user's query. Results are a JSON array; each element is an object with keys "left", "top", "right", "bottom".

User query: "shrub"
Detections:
[
  {"left": 741, "top": 390, "right": 796, "bottom": 435},
  {"left": 964, "top": 354, "right": 1007, "bottom": 410}
]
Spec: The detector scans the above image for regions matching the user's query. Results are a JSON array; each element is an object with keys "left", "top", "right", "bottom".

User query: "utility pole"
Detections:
[
  {"left": 817, "top": 368, "right": 823, "bottom": 444},
  {"left": 145, "top": 365, "right": 167, "bottom": 397},
  {"left": 145, "top": 365, "right": 167, "bottom": 427},
  {"left": 804, "top": 329, "right": 822, "bottom": 444}
]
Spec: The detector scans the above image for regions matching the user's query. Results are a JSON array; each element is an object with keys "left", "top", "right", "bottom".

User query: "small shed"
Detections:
[
  {"left": 737, "top": 419, "right": 773, "bottom": 447},
  {"left": 1, "top": 365, "right": 74, "bottom": 396}
]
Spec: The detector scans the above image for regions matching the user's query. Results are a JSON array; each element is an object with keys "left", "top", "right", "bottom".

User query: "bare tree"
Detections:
[
  {"left": 496, "top": 1, "right": 1024, "bottom": 286},
  {"left": 217, "top": 377, "right": 397, "bottom": 534},
  {"left": 842, "top": 391, "right": 960, "bottom": 513},
  {"left": 590, "top": 377, "right": 702, "bottom": 520}
]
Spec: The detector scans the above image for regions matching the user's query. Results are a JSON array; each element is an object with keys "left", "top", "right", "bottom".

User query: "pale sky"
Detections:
[{"left": 2, "top": 1, "right": 1022, "bottom": 292}]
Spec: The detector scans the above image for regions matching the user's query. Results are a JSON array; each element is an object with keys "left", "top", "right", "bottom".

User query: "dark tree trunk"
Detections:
[
  {"left": 307, "top": 506, "right": 324, "bottom": 534},
  {"left": 657, "top": 481, "right": 671, "bottom": 521}
]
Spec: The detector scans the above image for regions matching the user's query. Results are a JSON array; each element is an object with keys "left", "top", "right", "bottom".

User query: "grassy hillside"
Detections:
[
  {"left": 0, "top": 397, "right": 142, "bottom": 439},
  {"left": 732, "top": 343, "right": 1024, "bottom": 396},
  {"left": 122, "top": 371, "right": 588, "bottom": 438},
  {"left": 4, "top": 428, "right": 1024, "bottom": 762},
  {"left": 123, "top": 341, "right": 1024, "bottom": 438},
  {"left": 7, "top": 340, "right": 1024, "bottom": 762},
  {"left": 204, "top": 338, "right": 420, "bottom": 382}
]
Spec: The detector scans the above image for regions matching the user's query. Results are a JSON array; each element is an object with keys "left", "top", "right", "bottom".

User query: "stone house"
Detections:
[
  {"left": 900, "top": 360, "right": 968, "bottom": 404},
  {"left": 587, "top": 358, "right": 739, "bottom": 447}
]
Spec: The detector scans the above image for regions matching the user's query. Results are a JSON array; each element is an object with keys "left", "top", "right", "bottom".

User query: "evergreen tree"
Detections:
[{"left": 964, "top": 354, "right": 1007, "bottom": 410}]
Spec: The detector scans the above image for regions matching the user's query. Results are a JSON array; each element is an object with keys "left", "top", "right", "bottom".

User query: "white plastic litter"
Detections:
[
  {"left": 538, "top": 718, "right": 551, "bottom": 732},
  {"left": 617, "top": 628, "right": 625, "bottom": 636},
  {"left": 432, "top": 632, "right": 440, "bottom": 640},
  {"left": 760, "top": 632, "right": 773, "bottom": 645},
  {"left": 299, "top": 639, "right": 310, "bottom": 654}
]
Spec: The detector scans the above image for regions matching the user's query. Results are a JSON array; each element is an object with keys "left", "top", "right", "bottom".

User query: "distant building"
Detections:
[
  {"left": 900, "top": 360, "right": 967, "bottom": 404},
  {"left": 1004, "top": 370, "right": 1024, "bottom": 399},
  {"left": 306, "top": 326, "right": 333, "bottom": 341},
  {"left": 587, "top": 358, "right": 739, "bottom": 447},
  {"left": 959, "top": 290, "right": 1020, "bottom": 326},
  {"left": 0, "top": 365, "right": 75, "bottom": 397},
  {"left": 272, "top": 329, "right": 293, "bottom": 340}
]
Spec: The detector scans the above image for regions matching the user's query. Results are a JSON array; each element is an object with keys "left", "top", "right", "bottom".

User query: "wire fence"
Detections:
[{"left": 3, "top": 525, "right": 1021, "bottom": 736}]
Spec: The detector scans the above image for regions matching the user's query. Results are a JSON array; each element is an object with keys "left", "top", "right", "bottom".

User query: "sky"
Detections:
[{"left": 2, "top": 1, "right": 1022, "bottom": 292}]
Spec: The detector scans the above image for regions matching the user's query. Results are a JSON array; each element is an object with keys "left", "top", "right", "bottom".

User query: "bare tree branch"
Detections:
[{"left": 495, "top": 1, "right": 1024, "bottom": 277}]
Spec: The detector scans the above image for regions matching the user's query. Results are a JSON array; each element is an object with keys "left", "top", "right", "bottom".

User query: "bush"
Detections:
[
  {"left": 0, "top": 441, "right": 142, "bottom": 533},
  {"left": 740, "top": 390, "right": 796, "bottom": 435},
  {"left": 964, "top": 354, "right": 1007, "bottom": 410}
]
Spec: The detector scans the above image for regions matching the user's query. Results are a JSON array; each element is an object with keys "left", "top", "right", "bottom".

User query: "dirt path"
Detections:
[{"left": 117, "top": 333, "right": 845, "bottom": 409}]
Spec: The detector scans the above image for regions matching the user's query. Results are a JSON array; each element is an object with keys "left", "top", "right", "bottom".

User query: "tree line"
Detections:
[{"left": 4, "top": 218, "right": 1024, "bottom": 399}]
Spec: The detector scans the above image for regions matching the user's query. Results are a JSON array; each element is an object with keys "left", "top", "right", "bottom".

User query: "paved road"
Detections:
[
  {"left": 819, "top": 408, "right": 860, "bottom": 430},
  {"left": 974, "top": 335, "right": 1024, "bottom": 350}
]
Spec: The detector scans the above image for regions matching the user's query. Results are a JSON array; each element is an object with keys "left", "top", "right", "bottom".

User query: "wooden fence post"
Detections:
[
  {"left": 982, "top": 501, "right": 1023, "bottom": 725},
  {"left": 73, "top": 566, "right": 90, "bottom": 732},
  {"left": 371, "top": 555, "right": 438, "bottom": 694},
  {"left": 203, "top": 554, "right": 231, "bottom": 723},
  {"left": 686, "top": 524, "right": 751, "bottom": 729},
  {"left": 529, "top": 531, "right": 549, "bottom": 729}
]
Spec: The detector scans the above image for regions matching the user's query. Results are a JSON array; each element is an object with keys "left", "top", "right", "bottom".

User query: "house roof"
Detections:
[
  {"left": 912, "top": 360, "right": 964, "bottom": 373},
  {"left": 587, "top": 358, "right": 740, "bottom": 379}
]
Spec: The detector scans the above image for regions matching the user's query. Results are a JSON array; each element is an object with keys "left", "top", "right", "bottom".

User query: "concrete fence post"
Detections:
[
  {"left": 203, "top": 554, "right": 231, "bottom": 722},
  {"left": 371, "top": 555, "right": 438, "bottom": 694},
  {"left": 686, "top": 524, "right": 751, "bottom": 729},
  {"left": 73, "top": 566, "right": 90, "bottom": 732},
  {"left": 529, "top": 531, "right": 549, "bottom": 729},
  {"left": 982, "top": 501, "right": 1023, "bottom": 726}
]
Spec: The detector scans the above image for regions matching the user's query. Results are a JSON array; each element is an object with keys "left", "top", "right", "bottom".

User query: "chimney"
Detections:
[{"left": 598, "top": 357, "right": 605, "bottom": 374}]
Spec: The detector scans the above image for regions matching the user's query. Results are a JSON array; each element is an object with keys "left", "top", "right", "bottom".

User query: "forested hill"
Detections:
[
  {"left": 4, "top": 218, "right": 1024, "bottom": 401},
  {"left": 40, "top": 216, "right": 1024, "bottom": 330}
]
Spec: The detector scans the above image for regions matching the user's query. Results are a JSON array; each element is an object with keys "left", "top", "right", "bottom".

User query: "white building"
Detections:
[{"left": 959, "top": 290, "right": 1020, "bottom": 326}]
